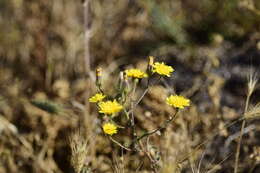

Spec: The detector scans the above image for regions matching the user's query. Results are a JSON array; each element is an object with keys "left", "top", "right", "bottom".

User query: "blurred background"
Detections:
[{"left": 0, "top": 0, "right": 260, "bottom": 172}]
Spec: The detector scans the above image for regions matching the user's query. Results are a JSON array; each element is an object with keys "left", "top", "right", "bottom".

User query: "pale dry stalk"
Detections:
[{"left": 234, "top": 71, "right": 258, "bottom": 173}]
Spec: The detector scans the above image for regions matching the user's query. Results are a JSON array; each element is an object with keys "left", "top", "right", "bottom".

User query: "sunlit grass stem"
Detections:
[{"left": 234, "top": 71, "right": 258, "bottom": 173}]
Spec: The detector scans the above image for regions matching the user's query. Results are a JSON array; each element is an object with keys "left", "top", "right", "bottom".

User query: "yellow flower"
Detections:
[
  {"left": 103, "top": 123, "right": 117, "bottom": 135},
  {"left": 166, "top": 95, "right": 190, "bottom": 109},
  {"left": 152, "top": 62, "right": 174, "bottom": 77},
  {"left": 89, "top": 93, "right": 106, "bottom": 103},
  {"left": 98, "top": 100, "right": 123, "bottom": 115},
  {"left": 125, "top": 69, "right": 148, "bottom": 79}
]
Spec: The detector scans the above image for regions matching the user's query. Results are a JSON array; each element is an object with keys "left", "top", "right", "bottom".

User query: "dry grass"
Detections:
[{"left": 0, "top": 0, "right": 260, "bottom": 173}]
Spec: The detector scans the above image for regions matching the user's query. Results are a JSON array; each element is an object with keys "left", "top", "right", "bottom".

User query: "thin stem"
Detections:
[
  {"left": 136, "top": 76, "right": 161, "bottom": 106},
  {"left": 234, "top": 92, "right": 251, "bottom": 173},
  {"left": 83, "top": 0, "right": 91, "bottom": 133},
  {"left": 207, "top": 154, "right": 233, "bottom": 173},
  {"left": 134, "top": 110, "right": 179, "bottom": 143},
  {"left": 134, "top": 88, "right": 149, "bottom": 107},
  {"left": 127, "top": 76, "right": 161, "bottom": 115},
  {"left": 109, "top": 136, "right": 131, "bottom": 151},
  {"left": 83, "top": 0, "right": 91, "bottom": 75},
  {"left": 130, "top": 80, "right": 138, "bottom": 149},
  {"left": 96, "top": 82, "right": 104, "bottom": 94},
  {"left": 123, "top": 109, "right": 129, "bottom": 120},
  {"left": 138, "top": 140, "right": 158, "bottom": 173},
  {"left": 178, "top": 116, "right": 244, "bottom": 164}
]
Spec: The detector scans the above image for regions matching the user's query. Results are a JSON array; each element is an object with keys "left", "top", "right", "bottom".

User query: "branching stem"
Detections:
[
  {"left": 109, "top": 136, "right": 131, "bottom": 151},
  {"left": 134, "top": 110, "right": 179, "bottom": 144}
]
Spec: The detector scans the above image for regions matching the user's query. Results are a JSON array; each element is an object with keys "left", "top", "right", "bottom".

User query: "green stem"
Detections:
[
  {"left": 109, "top": 136, "right": 131, "bottom": 151},
  {"left": 134, "top": 110, "right": 179, "bottom": 143},
  {"left": 130, "top": 79, "right": 138, "bottom": 149},
  {"left": 127, "top": 76, "right": 161, "bottom": 115}
]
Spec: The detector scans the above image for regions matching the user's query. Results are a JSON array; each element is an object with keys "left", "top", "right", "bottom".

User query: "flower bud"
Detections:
[
  {"left": 149, "top": 56, "right": 154, "bottom": 66},
  {"left": 95, "top": 68, "right": 103, "bottom": 91},
  {"left": 147, "top": 56, "right": 154, "bottom": 75},
  {"left": 96, "top": 67, "right": 102, "bottom": 77}
]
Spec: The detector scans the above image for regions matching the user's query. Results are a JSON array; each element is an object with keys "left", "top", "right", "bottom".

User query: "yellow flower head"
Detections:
[
  {"left": 152, "top": 62, "right": 174, "bottom": 77},
  {"left": 125, "top": 69, "right": 148, "bottom": 79},
  {"left": 98, "top": 100, "right": 123, "bottom": 115},
  {"left": 103, "top": 123, "right": 117, "bottom": 135},
  {"left": 89, "top": 93, "right": 106, "bottom": 103},
  {"left": 166, "top": 95, "right": 190, "bottom": 109}
]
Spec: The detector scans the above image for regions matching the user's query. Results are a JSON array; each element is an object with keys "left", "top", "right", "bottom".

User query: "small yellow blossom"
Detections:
[
  {"left": 166, "top": 95, "right": 190, "bottom": 109},
  {"left": 98, "top": 100, "right": 123, "bottom": 115},
  {"left": 103, "top": 123, "right": 117, "bottom": 135},
  {"left": 89, "top": 93, "right": 106, "bottom": 103},
  {"left": 125, "top": 69, "right": 148, "bottom": 79},
  {"left": 152, "top": 62, "right": 174, "bottom": 77}
]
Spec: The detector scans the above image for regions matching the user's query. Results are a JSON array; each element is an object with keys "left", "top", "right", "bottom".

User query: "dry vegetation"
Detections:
[{"left": 0, "top": 0, "right": 260, "bottom": 173}]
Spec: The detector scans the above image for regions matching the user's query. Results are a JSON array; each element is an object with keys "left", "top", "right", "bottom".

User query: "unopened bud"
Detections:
[
  {"left": 119, "top": 71, "right": 124, "bottom": 81},
  {"left": 118, "top": 71, "right": 124, "bottom": 90},
  {"left": 96, "top": 68, "right": 102, "bottom": 77},
  {"left": 147, "top": 56, "right": 155, "bottom": 75},
  {"left": 95, "top": 68, "right": 102, "bottom": 90},
  {"left": 148, "top": 56, "right": 154, "bottom": 66},
  {"left": 123, "top": 72, "right": 130, "bottom": 91},
  {"left": 123, "top": 72, "right": 128, "bottom": 81}
]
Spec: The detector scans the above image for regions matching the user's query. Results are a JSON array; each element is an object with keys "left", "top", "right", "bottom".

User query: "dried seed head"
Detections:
[
  {"left": 69, "top": 132, "right": 88, "bottom": 173},
  {"left": 244, "top": 103, "right": 260, "bottom": 119},
  {"left": 247, "top": 70, "right": 258, "bottom": 96},
  {"left": 249, "top": 147, "right": 260, "bottom": 162}
]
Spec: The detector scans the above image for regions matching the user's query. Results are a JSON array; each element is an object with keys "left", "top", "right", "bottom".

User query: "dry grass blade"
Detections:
[
  {"left": 0, "top": 115, "right": 18, "bottom": 134},
  {"left": 206, "top": 153, "right": 232, "bottom": 173},
  {"left": 111, "top": 152, "right": 125, "bottom": 173},
  {"left": 234, "top": 69, "right": 258, "bottom": 173}
]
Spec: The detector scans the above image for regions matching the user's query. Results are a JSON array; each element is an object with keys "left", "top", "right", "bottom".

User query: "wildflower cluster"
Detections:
[
  {"left": 89, "top": 56, "right": 190, "bottom": 144},
  {"left": 88, "top": 56, "right": 191, "bottom": 172}
]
